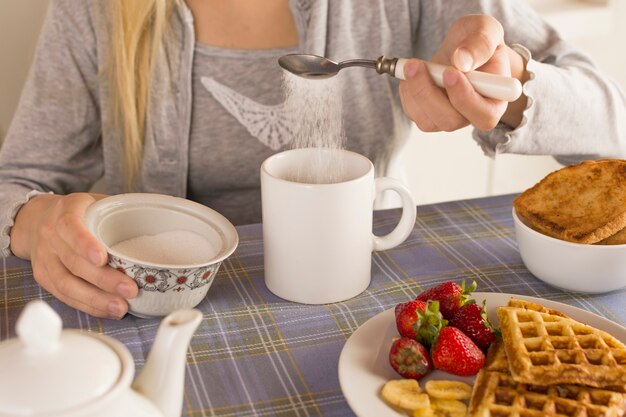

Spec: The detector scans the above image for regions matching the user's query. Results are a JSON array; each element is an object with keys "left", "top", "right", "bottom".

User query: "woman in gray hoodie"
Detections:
[{"left": 2, "top": 0, "right": 625, "bottom": 318}]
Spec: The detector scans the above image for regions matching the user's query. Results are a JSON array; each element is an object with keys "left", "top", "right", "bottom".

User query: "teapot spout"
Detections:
[{"left": 133, "top": 309, "right": 202, "bottom": 417}]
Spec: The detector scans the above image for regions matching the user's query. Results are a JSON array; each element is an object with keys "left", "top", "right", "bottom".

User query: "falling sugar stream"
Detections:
[{"left": 281, "top": 72, "right": 347, "bottom": 184}]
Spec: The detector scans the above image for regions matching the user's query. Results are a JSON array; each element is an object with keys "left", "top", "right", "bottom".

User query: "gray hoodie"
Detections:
[{"left": 1, "top": 0, "right": 626, "bottom": 256}]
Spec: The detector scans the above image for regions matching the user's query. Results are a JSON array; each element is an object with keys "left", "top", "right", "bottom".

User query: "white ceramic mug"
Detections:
[{"left": 261, "top": 148, "right": 417, "bottom": 304}]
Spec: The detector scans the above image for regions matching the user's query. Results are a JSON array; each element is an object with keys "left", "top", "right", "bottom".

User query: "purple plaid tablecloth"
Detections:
[{"left": 1, "top": 194, "right": 625, "bottom": 416}]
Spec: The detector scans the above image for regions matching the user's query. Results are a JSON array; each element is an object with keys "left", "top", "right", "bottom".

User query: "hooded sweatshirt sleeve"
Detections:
[{"left": 0, "top": 0, "right": 104, "bottom": 256}]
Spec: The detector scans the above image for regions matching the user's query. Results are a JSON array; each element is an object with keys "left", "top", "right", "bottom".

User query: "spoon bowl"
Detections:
[{"left": 278, "top": 54, "right": 345, "bottom": 79}]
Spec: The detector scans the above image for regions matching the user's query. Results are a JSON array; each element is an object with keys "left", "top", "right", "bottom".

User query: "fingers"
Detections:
[
  {"left": 442, "top": 45, "right": 510, "bottom": 131},
  {"left": 32, "top": 253, "right": 128, "bottom": 319},
  {"left": 444, "top": 15, "right": 505, "bottom": 72},
  {"left": 54, "top": 193, "right": 107, "bottom": 267},
  {"left": 28, "top": 192, "right": 135, "bottom": 319},
  {"left": 400, "top": 15, "right": 511, "bottom": 133},
  {"left": 54, "top": 236, "right": 138, "bottom": 299},
  {"left": 400, "top": 60, "right": 469, "bottom": 132},
  {"left": 442, "top": 69, "right": 507, "bottom": 131},
  {"left": 400, "top": 58, "right": 508, "bottom": 132}
]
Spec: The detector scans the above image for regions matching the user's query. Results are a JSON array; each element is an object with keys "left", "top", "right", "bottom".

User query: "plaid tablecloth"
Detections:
[{"left": 1, "top": 193, "right": 625, "bottom": 417}]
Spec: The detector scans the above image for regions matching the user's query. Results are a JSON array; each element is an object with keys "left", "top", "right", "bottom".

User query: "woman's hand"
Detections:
[
  {"left": 10, "top": 193, "right": 138, "bottom": 319},
  {"left": 399, "top": 14, "right": 529, "bottom": 133}
]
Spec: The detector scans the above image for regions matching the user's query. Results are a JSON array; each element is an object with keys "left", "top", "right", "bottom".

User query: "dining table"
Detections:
[{"left": 1, "top": 193, "right": 625, "bottom": 417}]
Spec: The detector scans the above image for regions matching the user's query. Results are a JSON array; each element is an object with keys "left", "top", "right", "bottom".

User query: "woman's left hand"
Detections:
[{"left": 399, "top": 14, "right": 528, "bottom": 133}]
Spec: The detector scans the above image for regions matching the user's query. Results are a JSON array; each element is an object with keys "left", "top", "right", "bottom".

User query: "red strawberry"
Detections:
[
  {"left": 430, "top": 326, "right": 485, "bottom": 376},
  {"left": 416, "top": 280, "right": 477, "bottom": 319},
  {"left": 395, "top": 300, "right": 448, "bottom": 348},
  {"left": 449, "top": 301, "right": 498, "bottom": 351},
  {"left": 388, "top": 337, "right": 432, "bottom": 380},
  {"left": 395, "top": 300, "right": 427, "bottom": 339}
]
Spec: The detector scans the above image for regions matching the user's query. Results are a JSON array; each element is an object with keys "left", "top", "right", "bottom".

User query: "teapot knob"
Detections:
[{"left": 16, "top": 301, "right": 62, "bottom": 354}]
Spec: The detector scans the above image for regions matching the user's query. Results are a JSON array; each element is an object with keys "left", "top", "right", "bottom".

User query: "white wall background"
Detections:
[
  {"left": 0, "top": 0, "right": 50, "bottom": 141},
  {"left": 0, "top": 0, "right": 624, "bottom": 205}
]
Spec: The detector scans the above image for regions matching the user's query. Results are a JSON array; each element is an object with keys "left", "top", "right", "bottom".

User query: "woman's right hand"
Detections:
[
  {"left": 399, "top": 14, "right": 528, "bottom": 132},
  {"left": 10, "top": 193, "right": 138, "bottom": 319}
]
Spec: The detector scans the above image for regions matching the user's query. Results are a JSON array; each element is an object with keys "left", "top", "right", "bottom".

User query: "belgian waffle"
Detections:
[
  {"left": 497, "top": 305, "right": 626, "bottom": 388},
  {"left": 506, "top": 298, "right": 571, "bottom": 319},
  {"left": 469, "top": 341, "right": 626, "bottom": 417}
]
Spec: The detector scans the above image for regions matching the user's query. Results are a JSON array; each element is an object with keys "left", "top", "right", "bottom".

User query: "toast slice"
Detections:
[
  {"left": 597, "top": 226, "right": 626, "bottom": 245},
  {"left": 513, "top": 159, "right": 626, "bottom": 244},
  {"left": 497, "top": 305, "right": 626, "bottom": 388}
]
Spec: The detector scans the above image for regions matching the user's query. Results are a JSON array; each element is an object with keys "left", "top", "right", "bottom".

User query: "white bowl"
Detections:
[
  {"left": 512, "top": 208, "right": 626, "bottom": 293},
  {"left": 84, "top": 193, "right": 238, "bottom": 318}
]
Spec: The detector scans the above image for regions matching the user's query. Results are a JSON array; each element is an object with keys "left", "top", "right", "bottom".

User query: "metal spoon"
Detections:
[{"left": 278, "top": 54, "right": 523, "bottom": 102}]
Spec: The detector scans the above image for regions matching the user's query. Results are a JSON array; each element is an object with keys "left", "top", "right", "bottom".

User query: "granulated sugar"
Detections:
[
  {"left": 282, "top": 72, "right": 347, "bottom": 184},
  {"left": 111, "top": 230, "right": 217, "bottom": 265}
]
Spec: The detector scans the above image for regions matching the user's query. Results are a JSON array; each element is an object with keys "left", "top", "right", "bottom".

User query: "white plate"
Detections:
[{"left": 338, "top": 292, "right": 626, "bottom": 417}]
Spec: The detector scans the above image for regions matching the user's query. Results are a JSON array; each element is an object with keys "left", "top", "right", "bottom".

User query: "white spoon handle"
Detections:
[{"left": 394, "top": 58, "right": 523, "bottom": 102}]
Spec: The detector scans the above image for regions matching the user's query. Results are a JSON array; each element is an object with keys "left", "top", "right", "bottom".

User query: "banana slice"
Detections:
[
  {"left": 424, "top": 380, "right": 472, "bottom": 400},
  {"left": 413, "top": 406, "right": 435, "bottom": 417},
  {"left": 381, "top": 379, "right": 430, "bottom": 410},
  {"left": 430, "top": 398, "right": 467, "bottom": 417}
]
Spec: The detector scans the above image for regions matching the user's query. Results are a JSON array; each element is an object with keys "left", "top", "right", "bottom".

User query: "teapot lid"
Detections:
[{"left": 0, "top": 301, "right": 122, "bottom": 415}]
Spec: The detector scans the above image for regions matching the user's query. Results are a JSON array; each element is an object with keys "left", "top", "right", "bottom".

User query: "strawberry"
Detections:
[
  {"left": 388, "top": 337, "right": 432, "bottom": 380},
  {"left": 416, "top": 280, "right": 477, "bottom": 319},
  {"left": 449, "top": 301, "right": 498, "bottom": 351},
  {"left": 395, "top": 299, "right": 427, "bottom": 339},
  {"left": 395, "top": 300, "right": 447, "bottom": 348},
  {"left": 430, "top": 326, "right": 485, "bottom": 376}
]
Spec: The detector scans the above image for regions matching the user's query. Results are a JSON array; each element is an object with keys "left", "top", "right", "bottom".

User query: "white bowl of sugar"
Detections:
[{"left": 84, "top": 193, "right": 238, "bottom": 318}]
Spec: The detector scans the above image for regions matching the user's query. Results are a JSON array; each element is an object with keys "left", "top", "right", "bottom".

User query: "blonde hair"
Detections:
[{"left": 107, "top": 0, "right": 175, "bottom": 190}]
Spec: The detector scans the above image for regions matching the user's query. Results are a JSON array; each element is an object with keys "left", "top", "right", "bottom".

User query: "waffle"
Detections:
[
  {"left": 497, "top": 305, "right": 626, "bottom": 388},
  {"left": 506, "top": 298, "right": 571, "bottom": 319},
  {"left": 468, "top": 341, "right": 626, "bottom": 417}
]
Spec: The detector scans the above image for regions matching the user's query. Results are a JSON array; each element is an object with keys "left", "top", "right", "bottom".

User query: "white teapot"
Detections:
[{"left": 0, "top": 301, "right": 202, "bottom": 417}]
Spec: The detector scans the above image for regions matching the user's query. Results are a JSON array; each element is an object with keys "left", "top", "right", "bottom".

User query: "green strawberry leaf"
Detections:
[
  {"left": 478, "top": 299, "right": 501, "bottom": 337},
  {"left": 460, "top": 280, "right": 478, "bottom": 307},
  {"left": 414, "top": 300, "right": 447, "bottom": 348}
]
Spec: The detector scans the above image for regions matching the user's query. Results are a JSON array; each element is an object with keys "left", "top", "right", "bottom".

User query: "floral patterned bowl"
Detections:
[{"left": 84, "top": 193, "right": 239, "bottom": 318}]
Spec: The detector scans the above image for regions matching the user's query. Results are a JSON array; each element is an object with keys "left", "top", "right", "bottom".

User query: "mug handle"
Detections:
[{"left": 372, "top": 177, "right": 417, "bottom": 251}]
